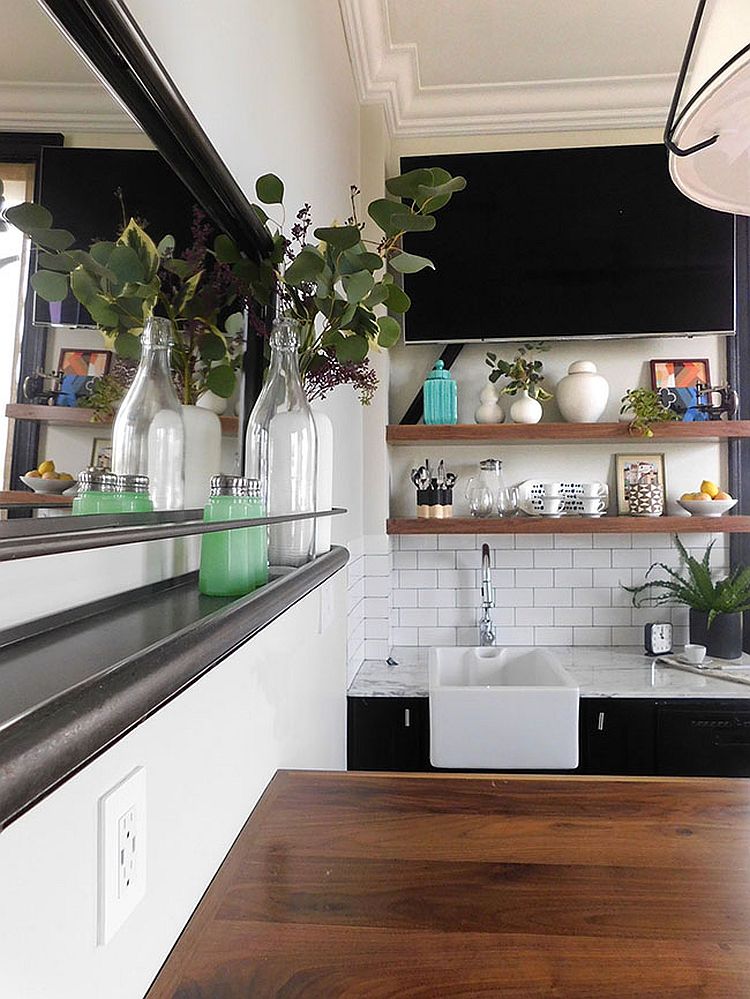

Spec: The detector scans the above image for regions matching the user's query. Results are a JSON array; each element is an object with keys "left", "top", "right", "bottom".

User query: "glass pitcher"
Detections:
[{"left": 465, "top": 459, "right": 505, "bottom": 518}]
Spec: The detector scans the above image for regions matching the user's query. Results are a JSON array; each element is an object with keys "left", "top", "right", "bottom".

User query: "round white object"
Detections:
[
  {"left": 474, "top": 383, "right": 505, "bottom": 424},
  {"left": 509, "top": 389, "right": 543, "bottom": 424},
  {"left": 181, "top": 405, "right": 222, "bottom": 509},
  {"left": 556, "top": 360, "right": 609, "bottom": 423},
  {"left": 196, "top": 390, "right": 228, "bottom": 415},
  {"left": 677, "top": 497, "right": 737, "bottom": 518}
]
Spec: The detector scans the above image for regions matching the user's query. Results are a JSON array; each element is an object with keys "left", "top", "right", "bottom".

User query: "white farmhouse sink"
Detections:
[{"left": 429, "top": 647, "right": 579, "bottom": 770}]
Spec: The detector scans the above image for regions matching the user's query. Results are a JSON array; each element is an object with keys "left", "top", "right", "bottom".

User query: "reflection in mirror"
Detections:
[{"left": 0, "top": 0, "right": 247, "bottom": 527}]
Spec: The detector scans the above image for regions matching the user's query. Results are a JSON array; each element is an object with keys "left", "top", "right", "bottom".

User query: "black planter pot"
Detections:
[{"left": 689, "top": 609, "right": 743, "bottom": 660}]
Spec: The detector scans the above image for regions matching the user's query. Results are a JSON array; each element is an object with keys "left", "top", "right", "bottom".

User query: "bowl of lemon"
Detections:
[
  {"left": 21, "top": 460, "right": 75, "bottom": 494},
  {"left": 678, "top": 480, "right": 737, "bottom": 517}
]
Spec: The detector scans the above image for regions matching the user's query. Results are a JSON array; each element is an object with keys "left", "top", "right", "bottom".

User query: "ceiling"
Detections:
[
  {"left": 0, "top": 0, "right": 134, "bottom": 132},
  {"left": 340, "top": 0, "right": 698, "bottom": 136}
]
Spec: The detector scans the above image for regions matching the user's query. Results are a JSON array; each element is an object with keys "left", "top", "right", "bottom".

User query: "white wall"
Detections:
[{"left": 0, "top": 573, "right": 347, "bottom": 999}]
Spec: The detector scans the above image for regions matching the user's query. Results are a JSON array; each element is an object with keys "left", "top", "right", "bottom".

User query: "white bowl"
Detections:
[
  {"left": 677, "top": 497, "right": 737, "bottom": 517},
  {"left": 20, "top": 474, "right": 74, "bottom": 494}
]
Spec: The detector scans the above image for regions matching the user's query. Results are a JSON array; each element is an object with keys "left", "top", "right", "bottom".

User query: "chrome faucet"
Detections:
[{"left": 479, "top": 543, "right": 495, "bottom": 646}]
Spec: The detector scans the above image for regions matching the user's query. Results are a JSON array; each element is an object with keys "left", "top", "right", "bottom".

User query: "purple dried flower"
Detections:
[{"left": 304, "top": 350, "right": 378, "bottom": 405}]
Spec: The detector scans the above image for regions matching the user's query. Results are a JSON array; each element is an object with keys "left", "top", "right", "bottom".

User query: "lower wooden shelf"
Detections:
[
  {"left": 0, "top": 490, "right": 72, "bottom": 508},
  {"left": 387, "top": 515, "right": 750, "bottom": 535},
  {"left": 5, "top": 403, "right": 240, "bottom": 436}
]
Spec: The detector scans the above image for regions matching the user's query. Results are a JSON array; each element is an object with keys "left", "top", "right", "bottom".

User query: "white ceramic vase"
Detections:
[
  {"left": 556, "top": 361, "right": 609, "bottom": 423},
  {"left": 312, "top": 409, "right": 333, "bottom": 556},
  {"left": 196, "top": 390, "right": 228, "bottom": 415},
  {"left": 181, "top": 404, "right": 222, "bottom": 508},
  {"left": 509, "top": 389, "right": 543, "bottom": 424},
  {"left": 474, "top": 383, "right": 505, "bottom": 424}
]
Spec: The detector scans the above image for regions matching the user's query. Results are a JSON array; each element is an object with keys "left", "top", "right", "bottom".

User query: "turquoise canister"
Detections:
[{"left": 423, "top": 359, "right": 457, "bottom": 425}]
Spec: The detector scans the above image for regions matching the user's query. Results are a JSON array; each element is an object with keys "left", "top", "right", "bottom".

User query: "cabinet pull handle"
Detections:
[
  {"left": 598, "top": 711, "right": 605, "bottom": 732},
  {"left": 404, "top": 708, "right": 411, "bottom": 728}
]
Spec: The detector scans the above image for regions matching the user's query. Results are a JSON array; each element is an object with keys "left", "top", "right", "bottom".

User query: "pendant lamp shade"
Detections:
[{"left": 666, "top": 0, "right": 750, "bottom": 214}]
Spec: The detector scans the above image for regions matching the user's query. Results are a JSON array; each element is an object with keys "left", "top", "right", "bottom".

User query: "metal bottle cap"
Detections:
[
  {"left": 210, "top": 474, "right": 255, "bottom": 497},
  {"left": 78, "top": 468, "right": 117, "bottom": 492},
  {"left": 114, "top": 474, "right": 150, "bottom": 494},
  {"left": 480, "top": 458, "right": 503, "bottom": 471}
]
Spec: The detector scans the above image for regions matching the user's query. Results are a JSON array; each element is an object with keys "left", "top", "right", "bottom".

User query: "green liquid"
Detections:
[
  {"left": 72, "top": 492, "right": 122, "bottom": 516},
  {"left": 199, "top": 495, "right": 268, "bottom": 597}
]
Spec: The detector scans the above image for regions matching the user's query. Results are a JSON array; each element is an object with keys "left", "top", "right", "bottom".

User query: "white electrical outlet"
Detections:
[{"left": 98, "top": 767, "right": 146, "bottom": 945}]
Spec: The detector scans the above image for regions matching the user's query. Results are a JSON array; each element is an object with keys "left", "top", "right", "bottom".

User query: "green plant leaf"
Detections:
[
  {"left": 391, "top": 211, "right": 436, "bottom": 233},
  {"left": 367, "top": 198, "right": 404, "bottom": 238},
  {"left": 198, "top": 333, "right": 227, "bottom": 361},
  {"left": 30, "top": 269, "right": 68, "bottom": 301},
  {"left": 251, "top": 203, "right": 269, "bottom": 225},
  {"left": 86, "top": 296, "right": 120, "bottom": 327},
  {"left": 255, "top": 173, "right": 284, "bottom": 205},
  {"left": 416, "top": 175, "right": 467, "bottom": 209},
  {"left": 38, "top": 251, "right": 76, "bottom": 273},
  {"left": 214, "top": 234, "right": 241, "bottom": 263},
  {"left": 285, "top": 247, "right": 325, "bottom": 286},
  {"left": 206, "top": 363, "right": 236, "bottom": 397},
  {"left": 90, "top": 241, "right": 115, "bottom": 267},
  {"left": 5, "top": 202, "right": 52, "bottom": 231},
  {"left": 389, "top": 251, "right": 435, "bottom": 274},
  {"left": 118, "top": 218, "right": 160, "bottom": 281},
  {"left": 334, "top": 333, "right": 369, "bottom": 364},
  {"left": 377, "top": 315, "right": 401, "bottom": 348},
  {"left": 108, "top": 243, "right": 146, "bottom": 285},
  {"left": 157, "top": 234, "right": 176, "bottom": 257},
  {"left": 28, "top": 228, "right": 75, "bottom": 252},
  {"left": 224, "top": 311, "right": 244, "bottom": 336},
  {"left": 70, "top": 266, "right": 100, "bottom": 306},
  {"left": 385, "top": 169, "right": 434, "bottom": 201},
  {"left": 114, "top": 331, "right": 142, "bottom": 359},
  {"left": 162, "top": 258, "right": 195, "bottom": 279},
  {"left": 365, "top": 284, "right": 389, "bottom": 308},
  {"left": 313, "top": 225, "right": 361, "bottom": 250},
  {"left": 342, "top": 270, "right": 374, "bottom": 304},
  {"left": 385, "top": 282, "right": 411, "bottom": 313},
  {"left": 232, "top": 257, "right": 261, "bottom": 286}
]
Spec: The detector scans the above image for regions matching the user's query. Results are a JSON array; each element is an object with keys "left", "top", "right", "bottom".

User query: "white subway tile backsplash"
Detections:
[
  {"left": 391, "top": 627, "right": 418, "bottom": 646},
  {"left": 392, "top": 588, "right": 418, "bottom": 608},
  {"left": 399, "top": 608, "right": 438, "bottom": 628},
  {"left": 399, "top": 536, "right": 438, "bottom": 550},
  {"left": 593, "top": 606, "right": 633, "bottom": 626},
  {"left": 365, "top": 618, "right": 389, "bottom": 640},
  {"left": 457, "top": 627, "right": 480, "bottom": 645},
  {"left": 438, "top": 569, "right": 477, "bottom": 589},
  {"left": 533, "top": 549, "right": 572, "bottom": 568},
  {"left": 398, "top": 569, "right": 437, "bottom": 589},
  {"left": 535, "top": 626, "right": 573, "bottom": 646},
  {"left": 490, "top": 607, "right": 515, "bottom": 627},
  {"left": 417, "top": 550, "right": 456, "bottom": 570},
  {"left": 554, "top": 568, "right": 593, "bottom": 588},
  {"left": 573, "top": 627, "right": 612, "bottom": 646},
  {"left": 612, "top": 549, "right": 655, "bottom": 568},
  {"left": 554, "top": 607, "right": 593, "bottom": 626},
  {"left": 516, "top": 533, "right": 553, "bottom": 548},
  {"left": 365, "top": 554, "right": 391, "bottom": 575},
  {"left": 438, "top": 606, "right": 479, "bottom": 627},
  {"left": 364, "top": 597, "right": 390, "bottom": 619},
  {"left": 419, "top": 588, "right": 458, "bottom": 608},
  {"left": 493, "top": 549, "right": 534, "bottom": 568},
  {"left": 515, "top": 606, "right": 554, "bottom": 627},
  {"left": 438, "top": 534, "right": 476, "bottom": 549},
  {"left": 632, "top": 533, "right": 672, "bottom": 548},
  {"left": 476, "top": 534, "right": 515, "bottom": 550},
  {"left": 516, "top": 568, "right": 554, "bottom": 588},
  {"left": 554, "top": 534, "right": 593, "bottom": 549},
  {"left": 496, "top": 626, "right": 535, "bottom": 646},
  {"left": 496, "top": 587, "right": 535, "bottom": 607},
  {"left": 457, "top": 549, "right": 483, "bottom": 569},
  {"left": 418, "top": 627, "right": 457, "bottom": 646},
  {"left": 573, "top": 587, "right": 611, "bottom": 608},
  {"left": 490, "top": 569, "right": 515, "bottom": 588},
  {"left": 365, "top": 575, "right": 391, "bottom": 598},
  {"left": 572, "top": 549, "right": 612, "bottom": 569},
  {"left": 534, "top": 588, "right": 572, "bottom": 607},
  {"left": 365, "top": 638, "right": 390, "bottom": 658},
  {"left": 393, "top": 551, "right": 418, "bottom": 570},
  {"left": 612, "top": 626, "right": 643, "bottom": 645},
  {"left": 594, "top": 532, "right": 631, "bottom": 549},
  {"left": 593, "top": 567, "right": 632, "bottom": 589}
]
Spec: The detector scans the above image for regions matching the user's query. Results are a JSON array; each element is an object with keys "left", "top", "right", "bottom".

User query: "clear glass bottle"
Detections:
[
  {"left": 111, "top": 316, "right": 185, "bottom": 510},
  {"left": 199, "top": 475, "right": 260, "bottom": 597},
  {"left": 244, "top": 479, "right": 269, "bottom": 588},
  {"left": 244, "top": 317, "right": 317, "bottom": 568},
  {"left": 113, "top": 474, "right": 154, "bottom": 514},
  {"left": 72, "top": 468, "right": 119, "bottom": 515}
]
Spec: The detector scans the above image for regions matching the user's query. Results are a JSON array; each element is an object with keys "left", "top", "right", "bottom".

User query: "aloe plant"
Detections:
[{"left": 625, "top": 536, "right": 750, "bottom": 627}]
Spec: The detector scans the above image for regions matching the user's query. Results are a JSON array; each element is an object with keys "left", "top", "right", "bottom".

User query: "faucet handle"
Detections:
[{"left": 481, "top": 579, "right": 494, "bottom": 607}]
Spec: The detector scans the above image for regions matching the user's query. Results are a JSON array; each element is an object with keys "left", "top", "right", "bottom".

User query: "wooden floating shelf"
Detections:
[
  {"left": 0, "top": 490, "right": 72, "bottom": 508},
  {"left": 387, "top": 516, "right": 750, "bottom": 535},
  {"left": 386, "top": 421, "right": 750, "bottom": 445},
  {"left": 6, "top": 403, "right": 240, "bottom": 436}
]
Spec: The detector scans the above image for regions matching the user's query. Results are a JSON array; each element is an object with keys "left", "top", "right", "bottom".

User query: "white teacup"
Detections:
[
  {"left": 579, "top": 483, "right": 607, "bottom": 498},
  {"left": 683, "top": 643, "right": 707, "bottom": 664},
  {"left": 539, "top": 496, "right": 564, "bottom": 516},
  {"left": 580, "top": 497, "right": 607, "bottom": 515},
  {"left": 541, "top": 482, "right": 563, "bottom": 497}
]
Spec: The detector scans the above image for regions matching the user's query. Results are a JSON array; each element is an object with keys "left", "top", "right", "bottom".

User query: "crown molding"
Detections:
[
  {"left": 0, "top": 81, "right": 139, "bottom": 133},
  {"left": 340, "top": 0, "right": 675, "bottom": 136}
]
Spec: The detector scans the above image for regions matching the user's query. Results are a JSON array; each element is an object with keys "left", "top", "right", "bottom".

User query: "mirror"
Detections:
[{"left": 0, "top": 0, "right": 270, "bottom": 533}]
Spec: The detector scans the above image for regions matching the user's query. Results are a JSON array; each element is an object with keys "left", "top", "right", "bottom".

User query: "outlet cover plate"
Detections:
[{"left": 98, "top": 767, "right": 146, "bottom": 945}]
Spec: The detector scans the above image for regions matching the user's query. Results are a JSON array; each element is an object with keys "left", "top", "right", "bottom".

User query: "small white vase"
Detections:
[
  {"left": 196, "top": 390, "right": 228, "bottom": 415},
  {"left": 556, "top": 360, "right": 610, "bottom": 423},
  {"left": 510, "top": 389, "right": 543, "bottom": 424},
  {"left": 312, "top": 409, "right": 333, "bottom": 555},
  {"left": 474, "top": 383, "right": 505, "bottom": 424},
  {"left": 181, "top": 404, "right": 222, "bottom": 508}
]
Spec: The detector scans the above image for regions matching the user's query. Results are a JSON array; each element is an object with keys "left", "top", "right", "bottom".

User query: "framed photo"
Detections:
[
  {"left": 615, "top": 453, "right": 666, "bottom": 514},
  {"left": 90, "top": 437, "right": 112, "bottom": 472},
  {"left": 650, "top": 358, "right": 711, "bottom": 422},
  {"left": 56, "top": 348, "right": 112, "bottom": 407}
]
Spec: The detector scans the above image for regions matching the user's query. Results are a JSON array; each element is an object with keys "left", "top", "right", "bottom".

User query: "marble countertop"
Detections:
[{"left": 348, "top": 646, "right": 750, "bottom": 699}]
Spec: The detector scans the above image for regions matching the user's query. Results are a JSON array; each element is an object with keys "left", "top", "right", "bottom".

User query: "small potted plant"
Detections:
[
  {"left": 485, "top": 343, "right": 552, "bottom": 424},
  {"left": 620, "top": 388, "right": 679, "bottom": 437},
  {"left": 625, "top": 536, "right": 750, "bottom": 659}
]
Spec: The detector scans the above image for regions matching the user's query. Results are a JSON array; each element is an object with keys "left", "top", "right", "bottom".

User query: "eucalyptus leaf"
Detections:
[
  {"left": 416, "top": 175, "right": 467, "bottom": 210},
  {"left": 255, "top": 173, "right": 284, "bottom": 205},
  {"left": 367, "top": 198, "right": 404, "bottom": 238},
  {"left": 5, "top": 202, "right": 52, "bottom": 231},
  {"left": 70, "top": 267, "right": 100, "bottom": 306},
  {"left": 214, "top": 233, "right": 240, "bottom": 263},
  {"left": 224, "top": 311, "right": 244, "bottom": 335},
  {"left": 27, "top": 228, "right": 75, "bottom": 252},
  {"left": 344, "top": 249, "right": 382, "bottom": 273},
  {"left": 389, "top": 251, "right": 435, "bottom": 274},
  {"left": 206, "top": 363, "right": 236, "bottom": 397},
  {"left": 313, "top": 225, "right": 361, "bottom": 251},
  {"left": 285, "top": 246, "right": 325, "bottom": 286},
  {"left": 86, "top": 296, "right": 120, "bottom": 327},
  {"left": 251, "top": 203, "right": 269, "bottom": 224},
  {"left": 38, "top": 251, "right": 76, "bottom": 273},
  {"left": 334, "top": 334, "right": 369, "bottom": 364},
  {"left": 199, "top": 333, "right": 227, "bottom": 361},
  {"left": 385, "top": 169, "right": 434, "bottom": 201},
  {"left": 365, "top": 284, "right": 389, "bottom": 308},
  {"left": 377, "top": 315, "right": 401, "bottom": 348},
  {"left": 391, "top": 212, "right": 436, "bottom": 233},
  {"left": 90, "top": 241, "right": 115, "bottom": 266},
  {"left": 114, "top": 331, "right": 142, "bottom": 359},
  {"left": 162, "top": 258, "right": 195, "bottom": 279},
  {"left": 232, "top": 257, "right": 260, "bottom": 285},
  {"left": 342, "top": 270, "right": 374, "bottom": 304},
  {"left": 157, "top": 234, "right": 176, "bottom": 257},
  {"left": 385, "top": 282, "right": 410, "bottom": 313},
  {"left": 30, "top": 269, "right": 68, "bottom": 302}
]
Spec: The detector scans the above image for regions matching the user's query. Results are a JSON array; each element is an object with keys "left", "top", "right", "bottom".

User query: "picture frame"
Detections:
[
  {"left": 615, "top": 453, "right": 666, "bottom": 515},
  {"left": 650, "top": 358, "right": 711, "bottom": 422},
  {"left": 56, "top": 348, "right": 112, "bottom": 407},
  {"left": 90, "top": 437, "right": 113, "bottom": 472}
]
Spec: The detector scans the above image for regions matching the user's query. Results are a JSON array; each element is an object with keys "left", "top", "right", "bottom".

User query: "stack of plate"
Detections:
[{"left": 517, "top": 480, "right": 609, "bottom": 518}]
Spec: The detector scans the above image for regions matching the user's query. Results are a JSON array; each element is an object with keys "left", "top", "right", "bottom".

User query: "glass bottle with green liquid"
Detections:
[
  {"left": 199, "top": 475, "right": 269, "bottom": 597},
  {"left": 113, "top": 474, "right": 153, "bottom": 514},
  {"left": 72, "top": 468, "right": 119, "bottom": 516}
]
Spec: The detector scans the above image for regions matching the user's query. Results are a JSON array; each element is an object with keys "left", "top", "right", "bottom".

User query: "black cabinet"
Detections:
[
  {"left": 347, "top": 697, "right": 430, "bottom": 772},
  {"left": 657, "top": 701, "right": 750, "bottom": 776},
  {"left": 581, "top": 699, "right": 656, "bottom": 775}
]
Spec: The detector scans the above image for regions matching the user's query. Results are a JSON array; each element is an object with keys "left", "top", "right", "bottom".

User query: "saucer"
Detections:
[{"left": 676, "top": 655, "right": 713, "bottom": 667}]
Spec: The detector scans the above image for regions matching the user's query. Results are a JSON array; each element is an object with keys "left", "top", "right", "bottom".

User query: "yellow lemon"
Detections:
[
  {"left": 700, "top": 480, "right": 719, "bottom": 498},
  {"left": 37, "top": 459, "right": 55, "bottom": 475},
  {"left": 58, "top": 472, "right": 74, "bottom": 481},
  {"left": 714, "top": 491, "right": 732, "bottom": 501},
  {"left": 680, "top": 492, "right": 694, "bottom": 502},
  {"left": 25, "top": 469, "right": 41, "bottom": 478},
  {"left": 695, "top": 491, "right": 712, "bottom": 501}
]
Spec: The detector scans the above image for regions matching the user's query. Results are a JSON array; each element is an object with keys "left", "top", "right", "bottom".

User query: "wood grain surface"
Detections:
[
  {"left": 5, "top": 403, "right": 239, "bottom": 435},
  {"left": 386, "top": 421, "right": 750, "bottom": 445},
  {"left": 387, "top": 515, "right": 750, "bottom": 535},
  {"left": 147, "top": 771, "right": 750, "bottom": 998}
]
